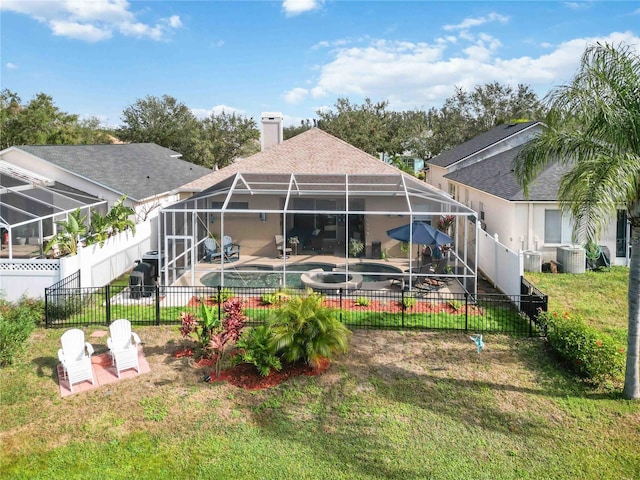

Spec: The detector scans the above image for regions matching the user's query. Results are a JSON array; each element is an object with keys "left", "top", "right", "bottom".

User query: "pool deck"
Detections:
[{"left": 172, "top": 253, "right": 467, "bottom": 296}]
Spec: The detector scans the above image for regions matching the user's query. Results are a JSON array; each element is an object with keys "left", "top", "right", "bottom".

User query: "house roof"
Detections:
[
  {"left": 443, "top": 144, "right": 568, "bottom": 201},
  {"left": 181, "top": 128, "right": 404, "bottom": 192},
  {"left": 13, "top": 143, "right": 211, "bottom": 202},
  {"left": 427, "top": 121, "right": 541, "bottom": 168}
]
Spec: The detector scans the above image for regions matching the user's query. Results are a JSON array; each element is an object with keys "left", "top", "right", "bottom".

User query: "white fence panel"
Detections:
[
  {"left": 2, "top": 222, "right": 152, "bottom": 301},
  {"left": 0, "top": 260, "right": 60, "bottom": 301},
  {"left": 477, "top": 230, "right": 523, "bottom": 297}
]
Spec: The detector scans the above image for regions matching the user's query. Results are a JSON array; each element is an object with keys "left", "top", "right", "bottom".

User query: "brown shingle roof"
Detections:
[{"left": 181, "top": 128, "right": 403, "bottom": 192}]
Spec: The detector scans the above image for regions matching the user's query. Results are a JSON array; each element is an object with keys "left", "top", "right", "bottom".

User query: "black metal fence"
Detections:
[{"left": 45, "top": 282, "right": 548, "bottom": 336}]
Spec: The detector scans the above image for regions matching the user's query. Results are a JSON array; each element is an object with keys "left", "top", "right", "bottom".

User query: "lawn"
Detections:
[{"left": 1, "top": 323, "right": 639, "bottom": 479}]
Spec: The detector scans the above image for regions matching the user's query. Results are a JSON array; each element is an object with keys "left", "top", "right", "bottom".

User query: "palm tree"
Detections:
[
  {"left": 513, "top": 42, "right": 640, "bottom": 400},
  {"left": 44, "top": 209, "right": 87, "bottom": 257}
]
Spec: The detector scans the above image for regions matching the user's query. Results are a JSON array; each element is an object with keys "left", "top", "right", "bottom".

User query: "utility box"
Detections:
[{"left": 142, "top": 250, "right": 165, "bottom": 281}]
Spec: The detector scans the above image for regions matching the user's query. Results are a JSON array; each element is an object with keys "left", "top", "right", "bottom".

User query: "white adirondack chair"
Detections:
[
  {"left": 58, "top": 329, "right": 95, "bottom": 392},
  {"left": 107, "top": 319, "right": 141, "bottom": 378}
]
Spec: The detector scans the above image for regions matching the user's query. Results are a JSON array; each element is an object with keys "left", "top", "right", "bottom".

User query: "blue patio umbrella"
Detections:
[
  {"left": 386, "top": 221, "right": 453, "bottom": 267},
  {"left": 386, "top": 221, "right": 453, "bottom": 246}
]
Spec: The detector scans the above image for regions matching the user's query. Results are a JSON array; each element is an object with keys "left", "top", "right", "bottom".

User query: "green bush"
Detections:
[
  {"left": 0, "top": 297, "right": 44, "bottom": 366},
  {"left": 355, "top": 297, "right": 371, "bottom": 306},
  {"left": 536, "top": 310, "right": 625, "bottom": 383},
  {"left": 267, "top": 290, "right": 351, "bottom": 367},
  {"left": 46, "top": 292, "right": 83, "bottom": 320},
  {"left": 234, "top": 325, "right": 282, "bottom": 376},
  {"left": 260, "top": 291, "right": 288, "bottom": 306},
  {"left": 400, "top": 295, "right": 416, "bottom": 309}
]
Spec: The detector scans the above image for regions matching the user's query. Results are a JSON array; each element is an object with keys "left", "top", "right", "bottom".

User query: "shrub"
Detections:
[
  {"left": 400, "top": 295, "right": 415, "bottom": 309},
  {"left": 447, "top": 299, "right": 462, "bottom": 312},
  {"left": 234, "top": 325, "right": 282, "bottom": 377},
  {"left": 267, "top": 290, "right": 351, "bottom": 367},
  {"left": 261, "top": 291, "right": 287, "bottom": 306},
  {"left": 536, "top": 310, "right": 625, "bottom": 383},
  {"left": 355, "top": 297, "right": 371, "bottom": 307},
  {"left": 46, "top": 292, "right": 83, "bottom": 320},
  {"left": 0, "top": 297, "right": 44, "bottom": 366}
]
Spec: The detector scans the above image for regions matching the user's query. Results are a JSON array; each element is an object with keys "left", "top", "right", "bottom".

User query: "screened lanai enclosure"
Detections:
[
  {"left": 159, "top": 173, "right": 479, "bottom": 294},
  {"left": 0, "top": 161, "right": 107, "bottom": 259}
]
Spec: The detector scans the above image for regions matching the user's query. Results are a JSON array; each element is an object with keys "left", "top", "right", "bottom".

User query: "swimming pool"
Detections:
[
  {"left": 200, "top": 263, "right": 336, "bottom": 289},
  {"left": 200, "top": 262, "right": 403, "bottom": 289}
]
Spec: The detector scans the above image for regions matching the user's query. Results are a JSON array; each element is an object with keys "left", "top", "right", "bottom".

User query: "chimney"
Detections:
[{"left": 260, "top": 112, "right": 283, "bottom": 151}]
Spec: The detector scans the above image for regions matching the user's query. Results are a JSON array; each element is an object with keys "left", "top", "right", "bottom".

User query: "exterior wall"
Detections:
[
  {"left": 477, "top": 229, "right": 523, "bottom": 297},
  {"left": 427, "top": 165, "right": 449, "bottom": 192}
]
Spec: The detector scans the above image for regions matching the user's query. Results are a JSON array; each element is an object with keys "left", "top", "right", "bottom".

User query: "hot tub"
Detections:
[{"left": 300, "top": 269, "right": 363, "bottom": 292}]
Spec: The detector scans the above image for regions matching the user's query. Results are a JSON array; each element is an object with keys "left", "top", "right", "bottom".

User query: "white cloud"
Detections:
[
  {"left": 5, "top": 62, "right": 18, "bottom": 70},
  {"left": 564, "top": 2, "right": 591, "bottom": 11},
  {"left": 443, "top": 12, "right": 509, "bottom": 31},
  {"left": 282, "top": 0, "right": 323, "bottom": 16},
  {"left": 191, "top": 105, "right": 246, "bottom": 120},
  {"left": 283, "top": 87, "right": 309, "bottom": 104},
  {"left": 0, "top": 0, "right": 182, "bottom": 42},
  {"left": 302, "top": 31, "right": 640, "bottom": 112},
  {"left": 209, "top": 40, "right": 225, "bottom": 48}
]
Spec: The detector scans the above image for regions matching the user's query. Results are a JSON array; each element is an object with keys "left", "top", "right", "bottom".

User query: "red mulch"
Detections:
[
  {"left": 187, "top": 296, "right": 483, "bottom": 315},
  {"left": 206, "top": 357, "right": 330, "bottom": 390},
  {"left": 174, "top": 347, "right": 330, "bottom": 390}
]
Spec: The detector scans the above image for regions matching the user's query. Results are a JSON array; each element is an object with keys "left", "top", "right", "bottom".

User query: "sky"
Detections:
[{"left": 1, "top": 0, "right": 639, "bottom": 128}]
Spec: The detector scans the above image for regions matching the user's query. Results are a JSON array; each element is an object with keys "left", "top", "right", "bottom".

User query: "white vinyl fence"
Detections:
[
  {"left": 0, "top": 222, "right": 151, "bottom": 302},
  {"left": 477, "top": 229, "right": 523, "bottom": 297}
]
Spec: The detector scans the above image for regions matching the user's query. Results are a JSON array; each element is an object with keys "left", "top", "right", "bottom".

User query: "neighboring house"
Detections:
[
  {"left": 0, "top": 143, "right": 211, "bottom": 222},
  {"left": 0, "top": 143, "right": 210, "bottom": 300},
  {"left": 426, "top": 122, "right": 629, "bottom": 266}
]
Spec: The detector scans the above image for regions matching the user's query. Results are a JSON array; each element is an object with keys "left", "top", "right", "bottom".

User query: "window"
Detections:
[
  {"left": 448, "top": 183, "right": 456, "bottom": 200},
  {"left": 544, "top": 209, "right": 572, "bottom": 244}
]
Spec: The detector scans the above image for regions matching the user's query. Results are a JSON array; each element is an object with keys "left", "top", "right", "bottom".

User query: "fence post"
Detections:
[
  {"left": 401, "top": 289, "right": 405, "bottom": 329},
  {"left": 45, "top": 287, "right": 49, "bottom": 328},
  {"left": 464, "top": 292, "right": 469, "bottom": 332},
  {"left": 339, "top": 288, "right": 343, "bottom": 323},
  {"left": 156, "top": 285, "right": 161, "bottom": 326},
  {"left": 105, "top": 285, "right": 111, "bottom": 325},
  {"left": 217, "top": 285, "right": 222, "bottom": 324}
]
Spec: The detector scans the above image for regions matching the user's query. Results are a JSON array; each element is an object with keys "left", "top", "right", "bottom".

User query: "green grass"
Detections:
[
  {"left": 525, "top": 266, "right": 628, "bottom": 341},
  {"left": 1, "top": 326, "right": 638, "bottom": 479}
]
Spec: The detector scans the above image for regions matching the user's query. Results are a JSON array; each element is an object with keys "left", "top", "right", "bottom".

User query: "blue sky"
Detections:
[{"left": 1, "top": 1, "right": 639, "bottom": 128}]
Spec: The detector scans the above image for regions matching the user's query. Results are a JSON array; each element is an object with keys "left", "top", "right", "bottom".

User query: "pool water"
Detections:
[{"left": 200, "top": 262, "right": 403, "bottom": 288}]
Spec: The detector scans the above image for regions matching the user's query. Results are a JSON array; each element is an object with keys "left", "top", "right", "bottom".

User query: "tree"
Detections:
[
  {"left": 284, "top": 120, "right": 313, "bottom": 140},
  {"left": 316, "top": 97, "right": 399, "bottom": 157},
  {"left": 117, "top": 95, "right": 205, "bottom": 164},
  {"left": 513, "top": 43, "right": 640, "bottom": 400},
  {"left": 427, "top": 82, "right": 545, "bottom": 156},
  {"left": 0, "top": 90, "right": 110, "bottom": 149},
  {"left": 200, "top": 111, "right": 259, "bottom": 169}
]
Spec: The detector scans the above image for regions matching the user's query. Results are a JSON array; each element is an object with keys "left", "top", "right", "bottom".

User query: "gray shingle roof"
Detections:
[
  {"left": 181, "top": 128, "right": 405, "bottom": 192},
  {"left": 16, "top": 143, "right": 211, "bottom": 201},
  {"left": 428, "top": 121, "right": 541, "bottom": 168},
  {"left": 443, "top": 144, "right": 567, "bottom": 201}
]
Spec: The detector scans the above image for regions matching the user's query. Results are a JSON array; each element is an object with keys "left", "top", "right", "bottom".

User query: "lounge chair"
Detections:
[
  {"left": 58, "top": 329, "right": 95, "bottom": 392},
  {"left": 275, "top": 235, "right": 292, "bottom": 258},
  {"left": 107, "top": 319, "right": 141, "bottom": 378}
]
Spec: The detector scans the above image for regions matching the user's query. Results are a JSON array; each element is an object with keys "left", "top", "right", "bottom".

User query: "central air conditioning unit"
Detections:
[
  {"left": 523, "top": 251, "right": 542, "bottom": 272},
  {"left": 556, "top": 245, "right": 586, "bottom": 274}
]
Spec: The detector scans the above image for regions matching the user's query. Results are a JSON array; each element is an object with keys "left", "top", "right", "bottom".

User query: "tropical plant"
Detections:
[
  {"left": 179, "top": 301, "right": 221, "bottom": 355},
  {"left": 208, "top": 298, "right": 246, "bottom": 377},
  {"left": 85, "top": 209, "right": 111, "bottom": 247},
  {"left": 513, "top": 42, "right": 640, "bottom": 399},
  {"left": 355, "top": 297, "right": 371, "bottom": 307},
  {"left": 349, "top": 238, "right": 364, "bottom": 257},
  {"left": 234, "top": 325, "right": 282, "bottom": 377},
  {"left": 400, "top": 295, "right": 416, "bottom": 310},
  {"left": 105, "top": 195, "right": 136, "bottom": 235},
  {"left": 44, "top": 209, "right": 87, "bottom": 257},
  {"left": 267, "top": 290, "right": 351, "bottom": 367}
]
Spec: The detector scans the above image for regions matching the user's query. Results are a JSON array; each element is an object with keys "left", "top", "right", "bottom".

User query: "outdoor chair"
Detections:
[
  {"left": 58, "top": 328, "right": 95, "bottom": 392},
  {"left": 222, "top": 235, "right": 241, "bottom": 261},
  {"left": 275, "top": 235, "right": 292, "bottom": 258},
  {"left": 107, "top": 319, "right": 142, "bottom": 378},
  {"left": 204, "top": 237, "right": 223, "bottom": 262}
]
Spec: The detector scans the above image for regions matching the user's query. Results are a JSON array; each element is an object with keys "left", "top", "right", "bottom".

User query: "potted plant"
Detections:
[{"left": 349, "top": 238, "right": 364, "bottom": 257}]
